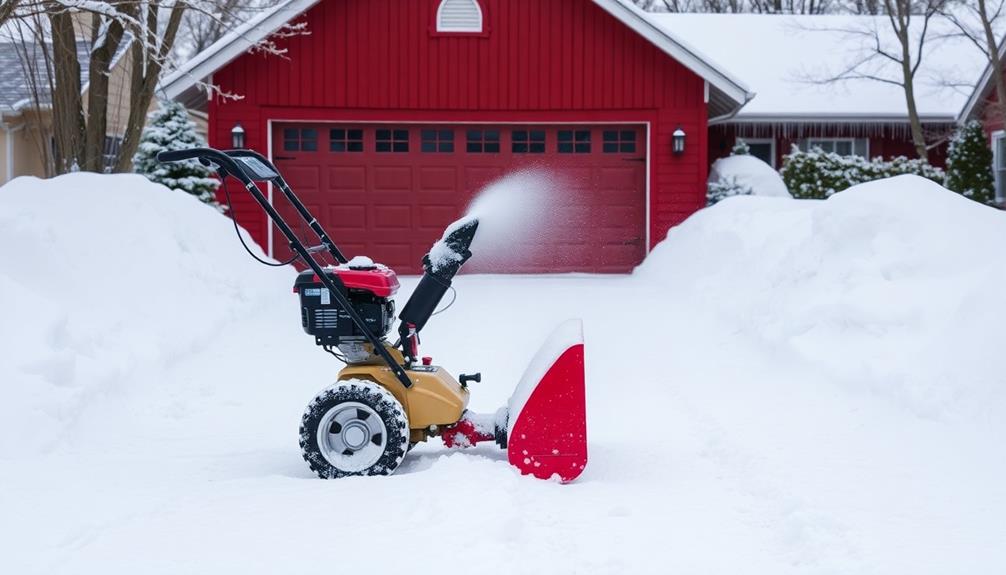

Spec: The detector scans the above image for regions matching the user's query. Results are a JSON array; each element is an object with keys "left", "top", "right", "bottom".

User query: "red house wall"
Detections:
[
  {"left": 208, "top": 0, "right": 709, "bottom": 252},
  {"left": 980, "top": 92, "right": 1005, "bottom": 136},
  {"left": 709, "top": 124, "right": 949, "bottom": 170}
]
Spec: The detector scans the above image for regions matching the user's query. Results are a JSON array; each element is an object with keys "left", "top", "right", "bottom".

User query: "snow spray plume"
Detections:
[{"left": 461, "top": 169, "right": 570, "bottom": 271}]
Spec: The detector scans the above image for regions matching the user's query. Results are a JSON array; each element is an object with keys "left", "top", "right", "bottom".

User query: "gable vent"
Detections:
[{"left": 437, "top": 0, "right": 483, "bottom": 33}]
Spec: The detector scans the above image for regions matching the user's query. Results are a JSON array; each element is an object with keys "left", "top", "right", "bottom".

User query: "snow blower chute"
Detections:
[{"left": 158, "top": 148, "right": 587, "bottom": 482}]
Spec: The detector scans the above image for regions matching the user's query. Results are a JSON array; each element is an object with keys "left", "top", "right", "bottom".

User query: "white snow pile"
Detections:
[
  {"left": 1, "top": 172, "right": 1005, "bottom": 574},
  {"left": 643, "top": 174, "right": 1006, "bottom": 419},
  {"left": 0, "top": 173, "right": 294, "bottom": 457},
  {"left": 708, "top": 154, "right": 791, "bottom": 200}
]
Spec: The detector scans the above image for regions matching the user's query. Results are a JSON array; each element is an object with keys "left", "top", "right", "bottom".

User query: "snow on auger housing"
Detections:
[{"left": 158, "top": 148, "right": 587, "bottom": 482}]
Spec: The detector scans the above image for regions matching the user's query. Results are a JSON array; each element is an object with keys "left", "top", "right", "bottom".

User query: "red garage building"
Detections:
[{"left": 163, "top": 0, "right": 751, "bottom": 273}]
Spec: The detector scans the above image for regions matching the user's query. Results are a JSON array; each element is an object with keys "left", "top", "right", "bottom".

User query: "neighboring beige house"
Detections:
[{"left": 1, "top": 25, "right": 207, "bottom": 184}]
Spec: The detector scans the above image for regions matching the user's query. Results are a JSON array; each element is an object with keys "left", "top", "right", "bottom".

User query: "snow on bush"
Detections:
[
  {"left": 781, "top": 146, "right": 945, "bottom": 199},
  {"left": 707, "top": 154, "right": 790, "bottom": 205},
  {"left": 641, "top": 174, "right": 1006, "bottom": 419},
  {"left": 731, "top": 138, "right": 751, "bottom": 156},
  {"left": 133, "top": 101, "right": 220, "bottom": 205},
  {"left": 0, "top": 173, "right": 289, "bottom": 457},
  {"left": 945, "top": 119, "right": 995, "bottom": 205}
]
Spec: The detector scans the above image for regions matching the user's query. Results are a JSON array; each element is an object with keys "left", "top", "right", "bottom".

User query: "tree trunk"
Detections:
[
  {"left": 82, "top": 14, "right": 125, "bottom": 173},
  {"left": 888, "top": 0, "right": 929, "bottom": 160},
  {"left": 902, "top": 66, "right": 929, "bottom": 160},
  {"left": 48, "top": 7, "right": 87, "bottom": 174},
  {"left": 0, "top": 0, "right": 19, "bottom": 27},
  {"left": 112, "top": 2, "right": 186, "bottom": 173}
]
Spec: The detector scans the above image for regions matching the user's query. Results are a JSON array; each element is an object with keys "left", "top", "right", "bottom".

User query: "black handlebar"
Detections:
[
  {"left": 156, "top": 149, "right": 206, "bottom": 163},
  {"left": 155, "top": 146, "right": 415, "bottom": 390},
  {"left": 157, "top": 148, "right": 250, "bottom": 182}
]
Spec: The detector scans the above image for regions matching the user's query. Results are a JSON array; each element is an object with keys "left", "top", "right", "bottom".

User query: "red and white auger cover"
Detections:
[{"left": 506, "top": 319, "right": 587, "bottom": 483}]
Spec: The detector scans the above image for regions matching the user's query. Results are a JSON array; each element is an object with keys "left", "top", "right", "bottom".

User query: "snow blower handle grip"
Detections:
[{"left": 157, "top": 148, "right": 250, "bottom": 183}]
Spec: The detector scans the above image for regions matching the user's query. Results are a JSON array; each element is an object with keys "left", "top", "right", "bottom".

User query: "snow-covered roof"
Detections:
[
  {"left": 644, "top": 13, "right": 985, "bottom": 123},
  {"left": 161, "top": 0, "right": 754, "bottom": 117},
  {"left": 957, "top": 41, "right": 1006, "bottom": 125}
]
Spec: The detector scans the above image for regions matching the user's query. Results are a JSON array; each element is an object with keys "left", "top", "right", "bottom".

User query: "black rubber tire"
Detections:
[{"left": 300, "top": 379, "right": 409, "bottom": 479}]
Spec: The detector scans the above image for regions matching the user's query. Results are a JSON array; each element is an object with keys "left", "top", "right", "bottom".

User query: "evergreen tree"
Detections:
[
  {"left": 732, "top": 139, "right": 750, "bottom": 156},
  {"left": 945, "top": 120, "right": 995, "bottom": 206},
  {"left": 134, "top": 101, "right": 220, "bottom": 205}
]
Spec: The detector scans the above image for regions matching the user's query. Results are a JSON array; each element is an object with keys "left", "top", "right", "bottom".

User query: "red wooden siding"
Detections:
[
  {"left": 709, "top": 124, "right": 950, "bottom": 169},
  {"left": 209, "top": 0, "right": 709, "bottom": 258}
]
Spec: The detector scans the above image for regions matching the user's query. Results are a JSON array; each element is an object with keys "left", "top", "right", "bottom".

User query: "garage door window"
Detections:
[
  {"left": 421, "top": 129, "right": 455, "bottom": 153},
  {"left": 602, "top": 130, "right": 636, "bottom": 153},
  {"left": 512, "top": 130, "right": 546, "bottom": 153},
  {"left": 558, "top": 130, "right": 591, "bottom": 154},
  {"left": 330, "top": 128, "right": 363, "bottom": 152},
  {"left": 283, "top": 128, "right": 318, "bottom": 152},
  {"left": 466, "top": 129, "right": 500, "bottom": 153},
  {"left": 376, "top": 129, "right": 409, "bottom": 153}
]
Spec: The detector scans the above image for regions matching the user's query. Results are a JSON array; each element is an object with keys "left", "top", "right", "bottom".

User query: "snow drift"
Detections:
[
  {"left": 708, "top": 154, "right": 791, "bottom": 199},
  {"left": 1, "top": 172, "right": 1004, "bottom": 574},
  {"left": 640, "top": 174, "right": 1006, "bottom": 419},
  {"left": 0, "top": 173, "right": 294, "bottom": 457}
]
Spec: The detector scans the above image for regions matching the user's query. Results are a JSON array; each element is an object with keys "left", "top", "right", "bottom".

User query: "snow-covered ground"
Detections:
[{"left": 1, "top": 173, "right": 1005, "bottom": 574}]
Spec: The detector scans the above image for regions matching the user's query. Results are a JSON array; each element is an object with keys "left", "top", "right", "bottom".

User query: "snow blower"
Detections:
[{"left": 158, "top": 148, "right": 587, "bottom": 482}]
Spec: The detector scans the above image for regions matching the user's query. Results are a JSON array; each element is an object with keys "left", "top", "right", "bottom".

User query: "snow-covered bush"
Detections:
[
  {"left": 707, "top": 175, "right": 752, "bottom": 205},
  {"left": 707, "top": 155, "right": 790, "bottom": 206},
  {"left": 731, "top": 139, "right": 750, "bottom": 156},
  {"left": 781, "top": 146, "right": 945, "bottom": 199},
  {"left": 945, "top": 120, "right": 994, "bottom": 205},
  {"left": 134, "top": 101, "right": 220, "bottom": 205}
]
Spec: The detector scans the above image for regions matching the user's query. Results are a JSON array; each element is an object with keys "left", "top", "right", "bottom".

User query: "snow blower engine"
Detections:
[{"left": 158, "top": 148, "right": 587, "bottom": 482}]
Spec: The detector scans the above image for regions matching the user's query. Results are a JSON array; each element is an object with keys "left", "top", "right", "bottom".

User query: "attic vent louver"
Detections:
[{"left": 436, "top": 0, "right": 483, "bottom": 33}]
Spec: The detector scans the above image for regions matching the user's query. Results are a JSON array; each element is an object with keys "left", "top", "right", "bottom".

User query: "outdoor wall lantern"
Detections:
[
  {"left": 672, "top": 127, "right": 686, "bottom": 155},
  {"left": 231, "top": 123, "right": 246, "bottom": 148}
]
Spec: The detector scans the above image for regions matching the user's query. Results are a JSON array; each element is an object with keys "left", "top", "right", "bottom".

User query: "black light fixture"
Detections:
[
  {"left": 231, "top": 123, "right": 246, "bottom": 148},
  {"left": 672, "top": 127, "right": 686, "bottom": 155}
]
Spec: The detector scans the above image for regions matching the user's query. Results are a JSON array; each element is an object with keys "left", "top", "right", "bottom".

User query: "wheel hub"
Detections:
[
  {"left": 342, "top": 422, "right": 369, "bottom": 450},
  {"left": 316, "top": 401, "right": 389, "bottom": 473}
]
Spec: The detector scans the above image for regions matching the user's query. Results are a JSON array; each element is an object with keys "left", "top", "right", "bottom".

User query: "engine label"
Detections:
[{"left": 303, "top": 288, "right": 331, "bottom": 305}]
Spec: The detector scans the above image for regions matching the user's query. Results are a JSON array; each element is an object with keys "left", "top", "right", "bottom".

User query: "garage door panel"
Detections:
[
  {"left": 600, "top": 205, "right": 641, "bottom": 228},
  {"left": 373, "top": 243, "right": 415, "bottom": 269},
  {"left": 274, "top": 123, "right": 645, "bottom": 274},
  {"left": 373, "top": 166, "right": 412, "bottom": 191},
  {"left": 283, "top": 165, "right": 321, "bottom": 189},
  {"left": 596, "top": 165, "right": 640, "bottom": 187},
  {"left": 418, "top": 205, "right": 459, "bottom": 230},
  {"left": 338, "top": 242, "right": 368, "bottom": 256},
  {"left": 373, "top": 205, "right": 412, "bottom": 230},
  {"left": 464, "top": 166, "right": 506, "bottom": 190},
  {"left": 414, "top": 190, "right": 459, "bottom": 207},
  {"left": 418, "top": 166, "right": 458, "bottom": 191},
  {"left": 561, "top": 167, "right": 593, "bottom": 189},
  {"left": 328, "top": 166, "right": 366, "bottom": 191},
  {"left": 328, "top": 205, "right": 367, "bottom": 230}
]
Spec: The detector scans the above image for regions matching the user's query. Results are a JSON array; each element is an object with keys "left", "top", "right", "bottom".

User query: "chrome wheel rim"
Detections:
[{"left": 316, "top": 401, "right": 388, "bottom": 473}]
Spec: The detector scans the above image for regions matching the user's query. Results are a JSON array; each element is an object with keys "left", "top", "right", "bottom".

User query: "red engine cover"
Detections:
[{"left": 315, "top": 266, "right": 400, "bottom": 298}]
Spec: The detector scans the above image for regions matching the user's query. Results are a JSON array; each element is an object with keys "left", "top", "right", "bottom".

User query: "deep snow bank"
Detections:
[
  {"left": 639, "top": 174, "right": 1006, "bottom": 419},
  {"left": 708, "top": 154, "right": 791, "bottom": 198},
  {"left": 0, "top": 173, "right": 294, "bottom": 457},
  {"left": 2, "top": 172, "right": 1005, "bottom": 574}
]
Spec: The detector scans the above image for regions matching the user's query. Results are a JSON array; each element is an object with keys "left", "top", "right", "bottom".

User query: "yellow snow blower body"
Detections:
[{"left": 337, "top": 344, "right": 469, "bottom": 444}]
